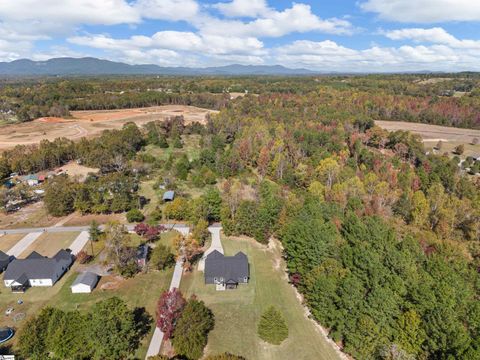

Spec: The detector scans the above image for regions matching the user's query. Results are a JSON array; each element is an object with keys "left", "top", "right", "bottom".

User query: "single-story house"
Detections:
[
  {"left": 162, "top": 190, "right": 175, "bottom": 202},
  {"left": 137, "top": 244, "right": 149, "bottom": 269},
  {"left": 71, "top": 272, "right": 100, "bottom": 293},
  {"left": 205, "top": 250, "right": 249, "bottom": 290},
  {"left": 20, "top": 174, "right": 39, "bottom": 186},
  {"left": 0, "top": 251, "right": 12, "bottom": 272},
  {"left": 3, "top": 249, "right": 74, "bottom": 292}
]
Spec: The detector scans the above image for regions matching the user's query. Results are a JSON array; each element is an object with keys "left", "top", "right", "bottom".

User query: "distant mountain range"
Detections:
[{"left": 0, "top": 57, "right": 316, "bottom": 76}]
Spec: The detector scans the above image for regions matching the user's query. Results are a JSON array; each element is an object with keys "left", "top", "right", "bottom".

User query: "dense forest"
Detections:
[
  {"left": 1, "top": 75, "right": 480, "bottom": 359},
  {"left": 1, "top": 74, "right": 480, "bottom": 128}
]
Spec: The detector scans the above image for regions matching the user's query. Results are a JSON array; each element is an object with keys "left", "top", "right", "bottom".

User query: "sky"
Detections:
[{"left": 0, "top": 0, "right": 480, "bottom": 72}]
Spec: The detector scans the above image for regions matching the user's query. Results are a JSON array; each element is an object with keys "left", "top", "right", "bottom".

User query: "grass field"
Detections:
[
  {"left": 0, "top": 233, "right": 174, "bottom": 358},
  {"left": 0, "top": 234, "right": 24, "bottom": 252},
  {"left": 180, "top": 235, "right": 342, "bottom": 360},
  {"left": 18, "top": 231, "right": 80, "bottom": 258}
]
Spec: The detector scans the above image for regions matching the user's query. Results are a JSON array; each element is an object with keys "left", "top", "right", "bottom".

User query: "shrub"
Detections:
[
  {"left": 76, "top": 250, "right": 92, "bottom": 264},
  {"left": 205, "top": 354, "right": 246, "bottom": 360},
  {"left": 454, "top": 144, "right": 465, "bottom": 155},
  {"left": 127, "top": 209, "right": 145, "bottom": 223},
  {"left": 150, "top": 244, "right": 175, "bottom": 270},
  {"left": 257, "top": 306, "right": 288, "bottom": 345}
]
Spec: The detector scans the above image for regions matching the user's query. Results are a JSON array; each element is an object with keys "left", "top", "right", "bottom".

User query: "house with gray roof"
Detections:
[
  {"left": 71, "top": 272, "right": 100, "bottom": 293},
  {"left": 0, "top": 251, "right": 11, "bottom": 272},
  {"left": 3, "top": 249, "right": 74, "bottom": 292},
  {"left": 204, "top": 250, "right": 249, "bottom": 290}
]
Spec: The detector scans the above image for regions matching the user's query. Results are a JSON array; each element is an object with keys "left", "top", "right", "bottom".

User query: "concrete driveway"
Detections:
[{"left": 198, "top": 226, "right": 224, "bottom": 272}]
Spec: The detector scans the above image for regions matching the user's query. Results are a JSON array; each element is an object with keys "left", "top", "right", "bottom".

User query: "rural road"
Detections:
[{"left": 0, "top": 223, "right": 190, "bottom": 235}]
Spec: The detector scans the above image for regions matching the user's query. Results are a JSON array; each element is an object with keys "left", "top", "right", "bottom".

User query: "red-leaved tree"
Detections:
[
  {"left": 156, "top": 288, "right": 186, "bottom": 339},
  {"left": 135, "top": 223, "right": 166, "bottom": 242}
]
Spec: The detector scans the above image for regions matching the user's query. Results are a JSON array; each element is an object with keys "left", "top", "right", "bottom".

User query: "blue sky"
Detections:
[{"left": 0, "top": 0, "right": 480, "bottom": 71}]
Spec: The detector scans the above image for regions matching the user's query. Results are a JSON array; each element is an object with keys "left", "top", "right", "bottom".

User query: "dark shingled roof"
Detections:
[
  {"left": 0, "top": 251, "right": 10, "bottom": 271},
  {"left": 4, "top": 250, "right": 73, "bottom": 282},
  {"left": 205, "top": 250, "right": 249, "bottom": 282},
  {"left": 71, "top": 272, "right": 99, "bottom": 288}
]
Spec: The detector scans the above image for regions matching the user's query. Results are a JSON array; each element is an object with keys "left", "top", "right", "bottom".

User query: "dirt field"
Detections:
[
  {"left": 376, "top": 120, "right": 480, "bottom": 157},
  {"left": 376, "top": 121, "right": 480, "bottom": 143},
  {"left": 0, "top": 105, "right": 218, "bottom": 150}
]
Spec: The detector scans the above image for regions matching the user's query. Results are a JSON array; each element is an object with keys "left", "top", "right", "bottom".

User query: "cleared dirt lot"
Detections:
[
  {"left": 376, "top": 120, "right": 480, "bottom": 157},
  {"left": 376, "top": 121, "right": 480, "bottom": 143},
  {"left": 0, "top": 105, "right": 218, "bottom": 150}
]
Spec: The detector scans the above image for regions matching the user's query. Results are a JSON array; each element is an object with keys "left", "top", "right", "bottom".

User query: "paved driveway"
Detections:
[
  {"left": 7, "top": 232, "right": 42, "bottom": 257},
  {"left": 198, "top": 226, "right": 224, "bottom": 271}
]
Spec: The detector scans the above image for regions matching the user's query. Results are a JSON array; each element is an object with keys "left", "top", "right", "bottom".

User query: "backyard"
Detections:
[{"left": 180, "top": 235, "right": 342, "bottom": 360}]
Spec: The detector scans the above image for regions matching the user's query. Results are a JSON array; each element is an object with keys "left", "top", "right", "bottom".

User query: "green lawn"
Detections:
[
  {"left": 0, "top": 241, "right": 173, "bottom": 358},
  {"left": 180, "top": 235, "right": 342, "bottom": 360}
]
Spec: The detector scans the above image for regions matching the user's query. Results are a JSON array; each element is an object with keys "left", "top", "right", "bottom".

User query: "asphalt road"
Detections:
[{"left": 0, "top": 223, "right": 189, "bottom": 235}]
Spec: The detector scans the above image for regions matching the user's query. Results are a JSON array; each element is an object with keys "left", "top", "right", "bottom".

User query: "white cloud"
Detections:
[
  {"left": 212, "top": 0, "right": 269, "bottom": 18},
  {"left": 384, "top": 27, "right": 480, "bottom": 49},
  {"left": 199, "top": 3, "right": 353, "bottom": 37},
  {"left": 134, "top": 0, "right": 200, "bottom": 21},
  {"left": 68, "top": 31, "right": 265, "bottom": 65},
  {"left": 360, "top": 0, "right": 480, "bottom": 23},
  {"left": 273, "top": 39, "right": 480, "bottom": 72}
]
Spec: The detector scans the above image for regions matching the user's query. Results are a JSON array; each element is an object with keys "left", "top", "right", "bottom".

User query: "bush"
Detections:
[
  {"left": 172, "top": 298, "right": 214, "bottom": 359},
  {"left": 454, "top": 144, "right": 465, "bottom": 155},
  {"left": 76, "top": 250, "right": 92, "bottom": 264},
  {"left": 257, "top": 306, "right": 288, "bottom": 345},
  {"left": 150, "top": 244, "right": 175, "bottom": 270},
  {"left": 127, "top": 209, "right": 145, "bottom": 223},
  {"left": 205, "top": 354, "right": 246, "bottom": 360}
]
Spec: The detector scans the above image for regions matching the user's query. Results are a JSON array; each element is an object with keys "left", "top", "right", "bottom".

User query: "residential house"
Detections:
[
  {"left": 20, "top": 174, "right": 39, "bottom": 186},
  {"left": 0, "top": 251, "right": 11, "bottom": 272},
  {"left": 3, "top": 249, "right": 74, "bottom": 292},
  {"left": 204, "top": 250, "right": 249, "bottom": 290},
  {"left": 71, "top": 272, "right": 100, "bottom": 293}
]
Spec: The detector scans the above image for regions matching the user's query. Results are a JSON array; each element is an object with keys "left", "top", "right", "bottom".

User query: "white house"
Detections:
[
  {"left": 3, "top": 250, "right": 73, "bottom": 292},
  {"left": 71, "top": 272, "right": 99, "bottom": 293}
]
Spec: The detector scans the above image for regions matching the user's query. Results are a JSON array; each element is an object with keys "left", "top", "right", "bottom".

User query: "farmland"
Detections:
[{"left": 376, "top": 120, "right": 480, "bottom": 157}]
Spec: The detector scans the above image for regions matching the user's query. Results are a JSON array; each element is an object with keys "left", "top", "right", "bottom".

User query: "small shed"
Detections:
[
  {"left": 162, "top": 191, "right": 175, "bottom": 202},
  {"left": 71, "top": 272, "right": 100, "bottom": 294},
  {"left": 137, "top": 244, "right": 149, "bottom": 269}
]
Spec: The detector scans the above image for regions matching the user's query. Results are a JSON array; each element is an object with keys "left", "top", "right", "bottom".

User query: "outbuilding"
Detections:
[
  {"left": 71, "top": 272, "right": 100, "bottom": 293},
  {"left": 162, "top": 190, "right": 175, "bottom": 202}
]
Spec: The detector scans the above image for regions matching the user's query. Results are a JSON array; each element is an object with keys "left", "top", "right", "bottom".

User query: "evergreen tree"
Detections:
[{"left": 257, "top": 306, "right": 289, "bottom": 345}]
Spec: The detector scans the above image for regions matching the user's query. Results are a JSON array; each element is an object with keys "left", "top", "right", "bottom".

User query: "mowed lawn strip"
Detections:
[
  {"left": 0, "top": 234, "right": 25, "bottom": 252},
  {"left": 18, "top": 231, "right": 80, "bottom": 258},
  {"left": 180, "top": 235, "right": 342, "bottom": 360}
]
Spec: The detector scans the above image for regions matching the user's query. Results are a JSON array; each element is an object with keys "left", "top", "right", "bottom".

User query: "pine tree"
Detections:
[{"left": 257, "top": 306, "right": 288, "bottom": 345}]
